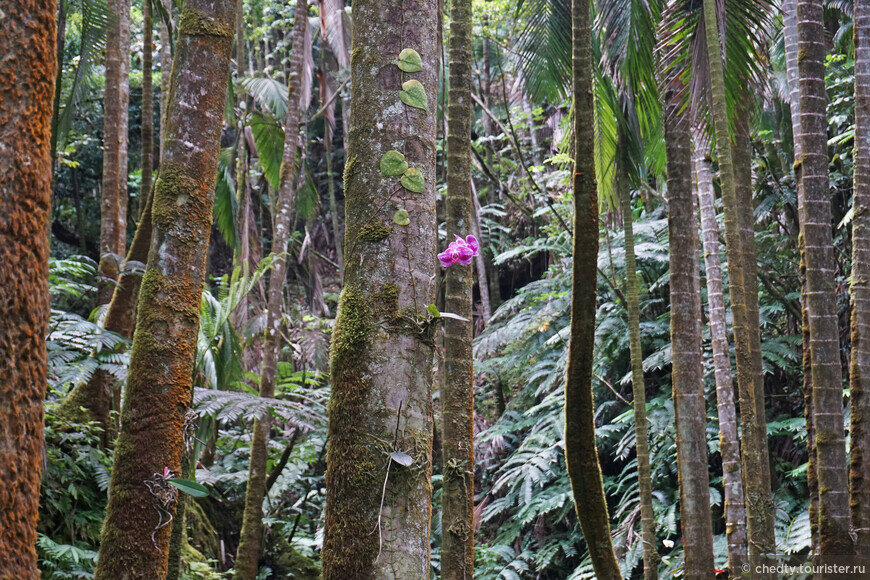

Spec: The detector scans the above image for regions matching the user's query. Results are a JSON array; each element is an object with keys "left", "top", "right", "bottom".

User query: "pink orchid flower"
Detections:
[{"left": 438, "top": 235, "right": 479, "bottom": 268}]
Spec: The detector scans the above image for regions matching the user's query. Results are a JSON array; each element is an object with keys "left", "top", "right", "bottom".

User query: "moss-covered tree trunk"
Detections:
[
  {"left": 693, "top": 139, "right": 749, "bottom": 574},
  {"left": 618, "top": 150, "right": 658, "bottom": 580},
  {"left": 98, "top": 0, "right": 132, "bottom": 305},
  {"left": 0, "top": 1, "right": 56, "bottom": 574},
  {"left": 321, "top": 0, "right": 439, "bottom": 575},
  {"left": 563, "top": 0, "right": 621, "bottom": 577},
  {"left": 93, "top": 1, "right": 236, "bottom": 576},
  {"left": 795, "top": 0, "right": 855, "bottom": 563},
  {"left": 441, "top": 0, "right": 475, "bottom": 575},
  {"left": 234, "top": 1, "right": 308, "bottom": 577},
  {"left": 700, "top": 0, "right": 777, "bottom": 572},
  {"left": 851, "top": 0, "right": 870, "bottom": 556},
  {"left": 663, "top": 90, "right": 715, "bottom": 580}
]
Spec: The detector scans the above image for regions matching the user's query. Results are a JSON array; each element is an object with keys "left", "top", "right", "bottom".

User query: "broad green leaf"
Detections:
[
  {"left": 393, "top": 209, "right": 410, "bottom": 226},
  {"left": 390, "top": 451, "right": 414, "bottom": 467},
  {"left": 400, "top": 167, "right": 425, "bottom": 193},
  {"left": 399, "top": 80, "right": 428, "bottom": 110},
  {"left": 427, "top": 304, "right": 441, "bottom": 318},
  {"left": 167, "top": 478, "right": 210, "bottom": 498},
  {"left": 395, "top": 48, "right": 423, "bottom": 73},
  {"left": 380, "top": 150, "right": 408, "bottom": 176}
]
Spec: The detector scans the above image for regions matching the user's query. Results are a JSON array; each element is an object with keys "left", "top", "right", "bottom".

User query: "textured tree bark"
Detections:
[
  {"left": 234, "top": 1, "right": 308, "bottom": 577},
  {"left": 321, "top": 0, "right": 439, "bottom": 575},
  {"left": 782, "top": 0, "right": 821, "bottom": 555},
  {"left": 441, "top": 0, "right": 475, "bottom": 575},
  {"left": 98, "top": 0, "right": 132, "bottom": 305},
  {"left": 700, "top": 0, "right": 777, "bottom": 572},
  {"left": 159, "top": 18, "right": 172, "bottom": 163},
  {"left": 141, "top": 0, "right": 154, "bottom": 222},
  {"left": 851, "top": 0, "right": 870, "bottom": 555},
  {"left": 693, "top": 139, "right": 749, "bottom": 574},
  {"left": 619, "top": 169, "right": 659, "bottom": 580},
  {"left": 663, "top": 90, "right": 715, "bottom": 580},
  {"left": 563, "top": 0, "right": 621, "bottom": 577},
  {"left": 0, "top": 0, "right": 56, "bottom": 575},
  {"left": 50, "top": 0, "right": 66, "bottom": 168},
  {"left": 795, "top": 0, "right": 855, "bottom": 564},
  {"left": 93, "top": 1, "right": 236, "bottom": 576}
]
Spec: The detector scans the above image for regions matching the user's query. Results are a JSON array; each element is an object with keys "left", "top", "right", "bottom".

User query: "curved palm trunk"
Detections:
[
  {"left": 693, "top": 139, "right": 749, "bottom": 574},
  {"left": 850, "top": 0, "right": 870, "bottom": 555},
  {"left": 98, "top": 0, "right": 132, "bottom": 305},
  {"left": 321, "top": 0, "right": 439, "bottom": 575},
  {"left": 93, "top": 2, "right": 236, "bottom": 575},
  {"left": 234, "top": 1, "right": 308, "bottom": 576},
  {"left": 700, "top": 0, "right": 777, "bottom": 571},
  {"left": 563, "top": 0, "right": 621, "bottom": 577},
  {"left": 619, "top": 160, "right": 658, "bottom": 580},
  {"left": 795, "top": 0, "right": 854, "bottom": 563},
  {"left": 664, "top": 90, "right": 716, "bottom": 580},
  {"left": 441, "top": 0, "right": 475, "bottom": 575},
  {"left": 0, "top": 1, "right": 56, "bottom": 574}
]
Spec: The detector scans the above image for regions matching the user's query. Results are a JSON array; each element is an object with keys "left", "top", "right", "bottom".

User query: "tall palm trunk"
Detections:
[
  {"left": 795, "top": 0, "right": 854, "bottom": 562},
  {"left": 783, "top": 0, "right": 821, "bottom": 554},
  {"left": 159, "top": 18, "right": 172, "bottom": 162},
  {"left": 141, "top": 0, "right": 154, "bottom": 221},
  {"left": 441, "top": 0, "right": 475, "bottom": 575},
  {"left": 850, "top": 0, "right": 870, "bottom": 555},
  {"left": 619, "top": 154, "right": 658, "bottom": 580},
  {"left": 663, "top": 89, "right": 716, "bottom": 580},
  {"left": 563, "top": 0, "right": 621, "bottom": 577},
  {"left": 321, "top": 0, "right": 439, "bottom": 575},
  {"left": 700, "top": 0, "right": 777, "bottom": 571},
  {"left": 693, "top": 138, "right": 749, "bottom": 573},
  {"left": 98, "top": 0, "right": 132, "bottom": 305},
  {"left": 0, "top": 1, "right": 56, "bottom": 574},
  {"left": 93, "top": 1, "right": 236, "bottom": 575},
  {"left": 234, "top": 1, "right": 308, "bottom": 576}
]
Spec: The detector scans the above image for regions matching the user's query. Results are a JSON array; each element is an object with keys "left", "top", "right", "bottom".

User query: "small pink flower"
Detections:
[
  {"left": 438, "top": 234, "right": 479, "bottom": 267},
  {"left": 163, "top": 466, "right": 171, "bottom": 479}
]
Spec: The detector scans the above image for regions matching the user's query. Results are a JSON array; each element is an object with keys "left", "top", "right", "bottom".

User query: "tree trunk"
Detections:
[
  {"left": 851, "top": 0, "right": 870, "bottom": 556},
  {"left": 321, "top": 0, "right": 439, "bottom": 575},
  {"left": 98, "top": 0, "right": 132, "bottom": 305},
  {"left": 93, "top": 2, "right": 236, "bottom": 576},
  {"left": 795, "top": 0, "right": 855, "bottom": 563},
  {"left": 663, "top": 89, "right": 715, "bottom": 580},
  {"left": 470, "top": 179, "right": 493, "bottom": 324},
  {"left": 50, "top": 0, "right": 66, "bottom": 169},
  {"left": 159, "top": 18, "right": 172, "bottom": 163},
  {"left": 141, "top": 0, "right": 154, "bottom": 222},
  {"left": 700, "top": 0, "right": 777, "bottom": 571},
  {"left": 234, "top": 1, "right": 308, "bottom": 576},
  {"left": 694, "top": 138, "right": 749, "bottom": 574},
  {"left": 563, "top": 0, "right": 621, "bottom": 577},
  {"left": 619, "top": 154, "right": 658, "bottom": 580},
  {"left": 325, "top": 123, "right": 344, "bottom": 276},
  {"left": 441, "top": 0, "right": 475, "bottom": 575},
  {"left": 0, "top": 1, "right": 56, "bottom": 575}
]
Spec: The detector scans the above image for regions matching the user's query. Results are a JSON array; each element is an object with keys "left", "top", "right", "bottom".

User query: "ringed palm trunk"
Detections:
[
  {"left": 234, "top": 1, "right": 308, "bottom": 576},
  {"left": 618, "top": 146, "right": 658, "bottom": 580},
  {"left": 700, "top": 0, "right": 777, "bottom": 571},
  {"left": 321, "top": 0, "right": 439, "bottom": 575},
  {"left": 850, "top": 0, "right": 870, "bottom": 555},
  {"left": 783, "top": 0, "right": 821, "bottom": 554},
  {"left": 663, "top": 89, "right": 716, "bottom": 580},
  {"left": 563, "top": 0, "right": 621, "bottom": 577},
  {"left": 98, "top": 0, "right": 132, "bottom": 305},
  {"left": 0, "top": 1, "right": 56, "bottom": 574},
  {"left": 93, "top": 1, "right": 236, "bottom": 576},
  {"left": 441, "top": 0, "right": 475, "bottom": 575},
  {"left": 693, "top": 138, "right": 749, "bottom": 573},
  {"left": 795, "top": 0, "right": 854, "bottom": 562}
]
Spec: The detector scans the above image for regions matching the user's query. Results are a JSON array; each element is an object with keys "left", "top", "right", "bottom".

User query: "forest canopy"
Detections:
[{"left": 2, "top": 0, "right": 870, "bottom": 578}]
